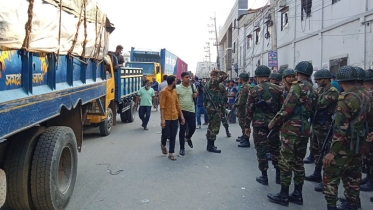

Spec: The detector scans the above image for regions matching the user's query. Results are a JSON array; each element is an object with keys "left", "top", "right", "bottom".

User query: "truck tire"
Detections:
[
  {"left": 0, "top": 169, "right": 6, "bottom": 208},
  {"left": 120, "top": 105, "right": 128, "bottom": 123},
  {"left": 4, "top": 126, "right": 46, "bottom": 210},
  {"left": 30, "top": 126, "right": 78, "bottom": 210},
  {"left": 126, "top": 100, "right": 135, "bottom": 123},
  {"left": 99, "top": 107, "right": 113, "bottom": 136}
]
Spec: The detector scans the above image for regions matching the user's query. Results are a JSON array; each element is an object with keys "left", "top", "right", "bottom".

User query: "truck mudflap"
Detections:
[{"left": 0, "top": 169, "right": 6, "bottom": 207}]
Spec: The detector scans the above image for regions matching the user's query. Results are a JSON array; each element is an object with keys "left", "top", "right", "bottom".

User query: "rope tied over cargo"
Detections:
[
  {"left": 81, "top": 0, "right": 88, "bottom": 58},
  {"left": 22, "top": 0, "right": 35, "bottom": 50},
  {"left": 56, "top": 0, "right": 63, "bottom": 64},
  {"left": 67, "top": 0, "right": 85, "bottom": 57}
]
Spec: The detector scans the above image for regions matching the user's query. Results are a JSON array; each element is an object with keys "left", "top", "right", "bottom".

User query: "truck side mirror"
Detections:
[{"left": 156, "top": 66, "right": 160, "bottom": 74}]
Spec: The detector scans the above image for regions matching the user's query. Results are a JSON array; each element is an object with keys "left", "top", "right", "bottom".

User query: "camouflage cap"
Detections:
[
  {"left": 294, "top": 61, "right": 313, "bottom": 76},
  {"left": 365, "top": 69, "right": 373, "bottom": 81},
  {"left": 335, "top": 66, "right": 358, "bottom": 82},
  {"left": 239, "top": 72, "right": 249, "bottom": 81},
  {"left": 353, "top": 66, "right": 365, "bottom": 81},
  {"left": 282, "top": 68, "right": 296, "bottom": 78},
  {"left": 255, "top": 65, "right": 271, "bottom": 77},
  {"left": 269, "top": 73, "right": 281, "bottom": 81},
  {"left": 313, "top": 69, "right": 332, "bottom": 79}
]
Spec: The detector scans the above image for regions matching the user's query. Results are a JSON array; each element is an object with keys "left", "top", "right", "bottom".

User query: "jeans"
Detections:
[
  {"left": 161, "top": 120, "right": 179, "bottom": 153},
  {"left": 139, "top": 106, "right": 151, "bottom": 128},
  {"left": 228, "top": 103, "right": 236, "bottom": 123},
  {"left": 179, "top": 110, "right": 196, "bottom": 149},
  {"left": 196, "top": 105, "right": 208, "bottom": 125}
]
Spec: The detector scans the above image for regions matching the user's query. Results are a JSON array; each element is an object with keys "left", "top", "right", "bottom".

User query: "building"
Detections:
[
  {"left": 196, "top": 62, "right": 217, "bottom": 78},
  {"left": 219, "top": 0, "right": 373, "bottom": 77}
]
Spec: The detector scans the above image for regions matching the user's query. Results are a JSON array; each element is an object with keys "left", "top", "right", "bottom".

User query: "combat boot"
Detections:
[
  {"left": 207, "top": 140, "right": 221, "bottom": 153},
  {"left": 337, "top": 202, "right": 358, "bottom": 210},
  {"left": 288, "top": 184, "right": 303, "bottom": 205},
  {"left": 225, "top": 127, "right": 231, "bottom": 137},
  {"left": 360, "top": 173, "right": 373, "bottom": 191},
  {"left": 305, "top": 165, "right": 322, "bottom": 182},
  {"left": 238, "top": 137, "right": 250, "bottom": 148},
  {"left": 314, "top": 182, "right": 323, "bottom": 192},
  {"left": 338, "top": 197, "right": 361, "bottom": 209},
  {"left": 256, "top": 171, "right": 268, "bottom": 185},
  {"left": 303, "top": 152, "right": 315, "bottom": 164},
  {"left": 327, "top": 206, "right": 337, "bottom": 210},
  {"left": 236, "top": 135, "right": 243, "bottom": 142},
  {"left": 267, "top": 184, "right": 289, "bottom": 206},
  {"left": 275, "top": 167, "right": 281, "bottom": 184}
]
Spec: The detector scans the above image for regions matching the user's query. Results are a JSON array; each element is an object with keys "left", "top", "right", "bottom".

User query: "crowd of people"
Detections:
[{"left": 134, "top": 62, "right": 373, "bottom": 210}]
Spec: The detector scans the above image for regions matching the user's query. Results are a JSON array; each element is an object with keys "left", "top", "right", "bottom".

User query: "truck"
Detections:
[
  {"left": 0, "top": 0, "right": 141, "bottom": 209},
  {"left": 126, "top": 47, "right": 188, "bottom": 83}
]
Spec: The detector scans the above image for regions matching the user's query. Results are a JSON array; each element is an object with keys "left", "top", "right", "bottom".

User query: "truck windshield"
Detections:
[{"left": 125, "top": 63, "right": 154, "bottom": 76}]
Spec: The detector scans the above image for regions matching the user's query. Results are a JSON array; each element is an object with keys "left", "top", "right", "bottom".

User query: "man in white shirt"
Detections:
[{"left": 158, "top": 75, "right": 168, "bottom": 92}]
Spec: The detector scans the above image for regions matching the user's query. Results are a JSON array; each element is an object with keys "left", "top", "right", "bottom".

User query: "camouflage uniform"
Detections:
[
  {"left": 323, "top": 66, "right": 373, "bottom": 209},
  {"left": 217, "top": 70, "right": 231, "bottom": 137},
  {"left": 235, "top": 73, "right": 251, "bottom": 147},
  {"left": 267, "top": 61, "right": 315, "bottom": 207},
  {"left": 246, "top": 66, "right": 283, "bottom": 185}
]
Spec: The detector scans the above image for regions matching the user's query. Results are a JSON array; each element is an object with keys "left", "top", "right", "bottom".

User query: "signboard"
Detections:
[{"left": 268, "top": 51, "right": 278, "bottom": 67}]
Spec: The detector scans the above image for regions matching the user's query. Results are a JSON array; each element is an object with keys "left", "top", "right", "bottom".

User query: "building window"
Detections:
[
  {"left": 329, "top": 57, "right": 347, "bottom": 74},
  {"left": 281, "top": 8, "right": 289, "bottom": 31},
  {"left": 233, "top": 42, "right": 236, "bottom": 53},
  {"left": 255, "top": 29, "right": 261, "bottom": 45},
  {"left": 247, "top": 35, "right": 252, "bottom": 49},
  {"left": 332, "top": 0, "right": 341, "bottom": 4},
  {"left": 301, "top": 0, "right": 312, "bottom": 21}
]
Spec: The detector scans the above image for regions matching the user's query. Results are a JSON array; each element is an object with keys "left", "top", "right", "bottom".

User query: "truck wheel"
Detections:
[
  {"left": 4, "top": 126, "right": 46, "bottom": 210},
  {"left": 30, "top": 126, "right": 78, "bottom": 210},
  {"left": 120, "top": 105, "right": 128, "bottom": 123},
  {"left": 99, "top": 107, "right": 113, "bottom": 136},
  {"left": 0, "top": 169, "right": 6, "bottom": 208},
  {"left": 126, "top": 100, "right": 135, "bottom": 123}
]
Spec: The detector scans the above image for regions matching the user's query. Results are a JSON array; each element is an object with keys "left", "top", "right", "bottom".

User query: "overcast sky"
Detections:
[{"left": 97, "top": 0, "right": 267, "bottom": 73}]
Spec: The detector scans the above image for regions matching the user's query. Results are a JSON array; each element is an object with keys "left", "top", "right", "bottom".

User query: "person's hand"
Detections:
[
  {"left": 268, "top": 123, "right": 274, "bottom": 130},
  {"left": 245, "top": 128, "right": 251, "bottom": 137},
  {"left": 161, "top": 120, "right": 166, "bottom": 128},
  {"left": 180, "top": 117, "right": 185, "bottom": 125},
  {"left": 193, "top": 93, "right": 198, "bottom": 98},
  {"left": 323, "top": 153, "right": 335, "bottom": 168}
]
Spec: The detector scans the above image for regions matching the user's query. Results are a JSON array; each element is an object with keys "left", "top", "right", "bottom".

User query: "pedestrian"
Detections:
[
  {"left": 322, "top": 66, "right": 373, "bottom": 210},
  {"left": 235, "top": 73, "right": 251, "bottom": 147},
  {"left": 267, "top": 61, "right": 315, "bottom": 206},
  {"left": 195, "top": 76, "right": 208, "bottom": 129},
  {"left": 305, "top": 69, "right": 339, "bottom": 192},
  {"left": 142, "top": 75, "right": 147, "bottom": 87},
  {"left": 227, "top": 80, "right": 238, "bottom": 123},
  {"left": 158, "top": 75, "right": 168, "bottom": 92},
  {"left": 108, "top": 45, "right": 124, "bottom": 71},
  {"left": 245, "top": 66, "right": 283, "bottom": 185},
  {"left": 330, "top": 74, "right": 341, "bottom": 92},
  {"left": 137, "top": 80, "right": 155, "bottom": 130},
  {"left": 160, "top": 76, "right": 185, "bottom": 161},
  {"left": 176, "top": 72, "right": 198, "bottom": 156},
  {"left": 151, "top": 78, "right": 159, "bottom": 110},
  {"left": 204, "top": 70, "right": 227, "bottom": 153}
]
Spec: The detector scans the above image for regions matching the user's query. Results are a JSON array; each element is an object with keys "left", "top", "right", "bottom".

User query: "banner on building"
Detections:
[{"left": 268, "top": 51, "right": 278, "bottom": 67}]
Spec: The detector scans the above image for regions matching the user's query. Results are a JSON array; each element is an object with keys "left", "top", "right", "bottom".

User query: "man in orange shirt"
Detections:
[{"left": 160, "top": 76, "right": 185, "bottom": 160}]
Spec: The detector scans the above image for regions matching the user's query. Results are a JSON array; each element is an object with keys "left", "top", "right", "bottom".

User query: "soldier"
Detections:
[
  {"left": 267, "top": 61, "right": 315, "bottom": 206},
  {"left": 269, "top": 73, "right": 282, "bottom": 85},
  {"left": 278, "top": 68, "right": 285, "bottom": 86},
  {"left": 204, "top": 70, "right": 228, "bottom": 153},
  {"left": 245, "top": 65, "right": 283, "bottom": 185},
  {"left": 235, "top": 72, "right": 252, "bottom": 147},
  {"left": 217, "top": 70, "right": 232, "bottom": 137},
  {"left": 322, "top": 66, "right": 373, "bottom": 210},
  {"left": 282, "top": 69, "right": 296, "bottom": 99},
  {"left": 305, "top": 69, "right": 339, "bottom": 193}
]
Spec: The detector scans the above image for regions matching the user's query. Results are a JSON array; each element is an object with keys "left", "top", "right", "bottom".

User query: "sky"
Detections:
[{"left": 97, "top": 0, "right": 236, "bottom": 73}]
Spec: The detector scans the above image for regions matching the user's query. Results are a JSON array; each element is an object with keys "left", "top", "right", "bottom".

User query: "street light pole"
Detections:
[{"left": 213, "top": 13, "right": 219, "bottom": 70}]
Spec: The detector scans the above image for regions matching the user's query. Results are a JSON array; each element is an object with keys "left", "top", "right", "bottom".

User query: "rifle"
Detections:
[
  {"left": 317, "top": 116, "right": 335, "bottom": 165},
  {"left": 202, "top": 83, "right": 227, "bottom": 122}
]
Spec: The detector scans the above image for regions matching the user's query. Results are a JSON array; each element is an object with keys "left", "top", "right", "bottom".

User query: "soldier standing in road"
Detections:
[
  {"left": 267, "top": 61, "right": 315, "bottom": 206},
  {"left": 217, "top": 70, "right": 232, "bottom": 137},
  {"left": 245, "top": 66, "right": 283, "bottom": 185},
  {"left": 305, "top": 69, "right": 339, "bottom": 192},
  {"left": 235, "top": 73, "right": 251, "bottom": 148},
  {"left": 322, "top": 66, "right": 373, "bottom": 210},
  {"left": 204, "top": 70, "right": 228, "bottom": 153}
]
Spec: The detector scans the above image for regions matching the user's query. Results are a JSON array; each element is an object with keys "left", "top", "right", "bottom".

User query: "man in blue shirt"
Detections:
[
  {"left": 330, "top": 74, "right": 341, "bottom": 92},
  {"left": 227, "top": 80, "right": 238, "bottom": 123}
]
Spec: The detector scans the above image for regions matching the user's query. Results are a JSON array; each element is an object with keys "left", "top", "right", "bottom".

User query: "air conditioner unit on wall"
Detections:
[{"left": 279, "top": 0, "right": 286, "bottom": 7}]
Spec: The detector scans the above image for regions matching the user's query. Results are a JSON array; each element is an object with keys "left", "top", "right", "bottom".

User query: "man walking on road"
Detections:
[
  {"left": 160, "top": 76, "right": 185, "bottom": 161},
  {"left": 137, "top": 80, "right": 155, "bottom": 130},
  {"left": 195, "top": 76, "right": 208, "bottom": 129},
  {"left": 176, "top": 72, "right": 198, "bottom": 156}
]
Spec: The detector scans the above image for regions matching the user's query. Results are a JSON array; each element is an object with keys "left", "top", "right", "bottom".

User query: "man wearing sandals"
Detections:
[{"left": 160, "top": 76, "right": 185, "bottom": 161}]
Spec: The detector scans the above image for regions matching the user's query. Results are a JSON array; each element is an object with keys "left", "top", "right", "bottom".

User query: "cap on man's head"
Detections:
[
  {"left": 210, "top": 70, "right": 218, "bottom": 76},
  {"left": 116, "top": 45, "right": 123, "bottom": 50}
]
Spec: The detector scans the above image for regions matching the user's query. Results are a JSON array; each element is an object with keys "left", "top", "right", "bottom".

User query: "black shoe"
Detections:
[
  {"left": 266, "top": 153, "right": 272, "bottom": 161},
  {"left": 303, "top": 153, "right": 315, "bottom": 164},
  {"left": 267, "top": 185, "right": 289, "bottom": 206},
  {"left": 327, "top": 206, "right": 337, "bottom": 210},
  {"left": 256, "top": 175, "right": 269, "bottom": 185},
  {"left": 360, "top": 174, "right": 373, "bottom": 191},
  {"left": 238, "top": 138, "right": 250, "bottom": 148},
  {"left": 275, "top": 168, "right": 280, "bottom": 184},
  {"left": 314, "top": 182, "right": 323, "bottom": 192},
  {"left": 203, "top": 122, "right": 208, "bottom": 125},
  {"left": 225, "top": 127, "right": 231, "bottom": 137},
  {"left": 305, "top": 173, "right": 322, "bottom": 182},
  {"left": 337, "top": 202, "right": 358, "bottom": 210},
  {"left": 289, "top": 184, "right": 303, "bottom": 205},
  {"left": 186, "top": 138, "right": 193, "bottom": 148},
  {"left": 236, "top": 135, "right": 243, "bottom": 142},
  {"left": 338, "top": 197, "right": 361, "bottom": 209},
  {"left": 207, "top": 140, "right": 221, "bottom": 153},
  {"left": 239, "top": 137, "right": 246, "bottom": 144},
  {"left": 179, "top": 149, "right": 185, "bottom": 156}
]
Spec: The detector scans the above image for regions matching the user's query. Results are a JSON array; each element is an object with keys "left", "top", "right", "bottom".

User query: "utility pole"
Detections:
[
  {"left": 204, "top": 42, "right": 211, "bottom": 73},
  {"left": 269, "top": 0, "right": 278, "bottom": 71},
  {"left": 208, "top": 13, "right": 219, "bottom": 70}
]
